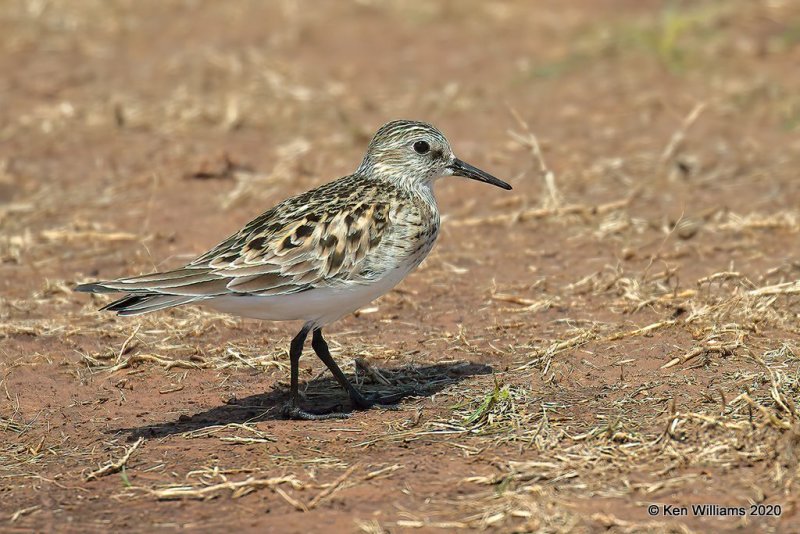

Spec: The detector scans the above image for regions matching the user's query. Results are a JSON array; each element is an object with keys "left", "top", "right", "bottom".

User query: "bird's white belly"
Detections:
[{"left": 204, "top": 266, "right": 413, "bottom": 327}]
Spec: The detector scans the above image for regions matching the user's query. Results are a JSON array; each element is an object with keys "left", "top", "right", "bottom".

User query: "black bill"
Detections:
[{"left": 448, "top": 158, "right": 512, "bottom": 190}]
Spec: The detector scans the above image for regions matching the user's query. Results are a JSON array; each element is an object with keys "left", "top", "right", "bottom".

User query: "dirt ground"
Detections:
[{"left": 2, "top": 0, "right": 800, "bottom": 532}]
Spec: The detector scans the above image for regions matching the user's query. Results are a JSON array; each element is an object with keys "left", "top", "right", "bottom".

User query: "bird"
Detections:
[{"left": 76, "top": 119, "right": 512, "bottom": 420}]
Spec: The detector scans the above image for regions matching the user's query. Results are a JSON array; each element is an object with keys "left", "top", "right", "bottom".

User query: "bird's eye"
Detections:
[{"left": 413, "top": 140, "right": 430, "bottom": 154}]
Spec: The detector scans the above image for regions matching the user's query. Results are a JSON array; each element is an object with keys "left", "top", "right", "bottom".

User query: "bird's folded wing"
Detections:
[
  {"left": 85, "top": 267, "right": 231, "bottom": 296},
  {"left": 92, "top": 201, "right": 392, "bottom": 297},
  {"left": 202, "top": 201, "right": 391, "bottom": 293}
]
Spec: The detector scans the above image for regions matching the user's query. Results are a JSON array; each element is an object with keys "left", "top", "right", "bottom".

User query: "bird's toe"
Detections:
[{"left": 281, "top": 404, "right": 351, "bottom": 421}]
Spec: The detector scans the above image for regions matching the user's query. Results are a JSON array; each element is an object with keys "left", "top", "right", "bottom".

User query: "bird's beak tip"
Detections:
[{"left": 448, "top": 158, "right": 511, "bottom": 191}]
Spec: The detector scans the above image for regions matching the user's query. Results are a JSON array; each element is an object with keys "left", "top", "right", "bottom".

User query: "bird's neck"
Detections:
[
  {"left": 384, "top": 173, "right": 439, "bottom": 212},
  {"left": 356, "top": 164, "right": 438, "bottom": 208}
]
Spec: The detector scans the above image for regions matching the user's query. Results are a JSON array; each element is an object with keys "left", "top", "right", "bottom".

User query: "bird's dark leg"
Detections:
[
  {"left": 282, "top": 325, "right": 348, "bottom": 420},
  {"left": 311, "top": 328, "right": 411, "bottom": 410},
  {"left": 288, "top": 326, "right": 309, "bottom": 408}
]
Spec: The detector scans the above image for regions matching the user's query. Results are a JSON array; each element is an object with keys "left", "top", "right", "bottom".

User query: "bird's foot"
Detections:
[{"left": 281, "top": 404, "right": 351, "bottom": 421}]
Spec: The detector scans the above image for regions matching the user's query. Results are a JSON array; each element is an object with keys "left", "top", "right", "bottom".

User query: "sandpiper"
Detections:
[{"left": 76, "top": 120, "right": 511, "bottom": 419}]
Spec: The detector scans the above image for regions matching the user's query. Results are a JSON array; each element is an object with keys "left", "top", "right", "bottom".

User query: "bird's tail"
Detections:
[
  {"left": 75, "top": 266, "right": 230, "bottom": 315},
  {"left": 75, "top": 283, "right": 202, "bottom": 316}
]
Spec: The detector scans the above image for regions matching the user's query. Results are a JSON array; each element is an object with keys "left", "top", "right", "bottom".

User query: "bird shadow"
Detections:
[{"left": 119, "top": 360, "right": 492, "bottom": 440}]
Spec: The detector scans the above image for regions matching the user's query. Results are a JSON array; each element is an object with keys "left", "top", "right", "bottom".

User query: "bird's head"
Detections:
[{"left": 357, "top": 120, "right": 511, "bottom": 191}]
